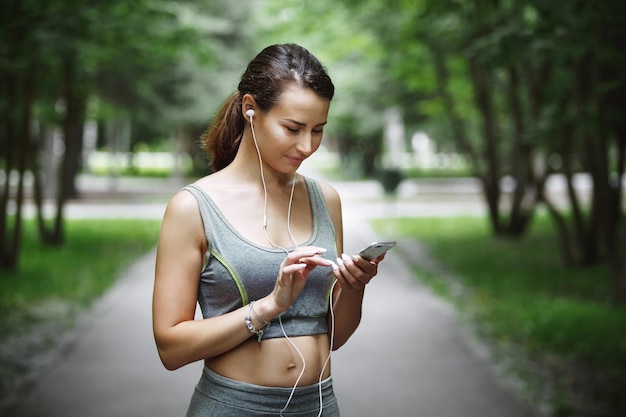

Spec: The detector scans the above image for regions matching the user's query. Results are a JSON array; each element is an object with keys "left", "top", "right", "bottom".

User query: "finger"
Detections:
[
  {"left": 334, "top": 270, "right": 365, "bottom": 292},
  {"left": 335, "top": 254, "right": 370, "bottom": 288},
  {"left": 298, "top": 254, "right": 333, "bottom": 268},
  {"left": 326, "top": 259, "right": 354, "bottom": 288},
  {"left": 293, "top": 246, "right": 328, "bottom": 257},
  {"left": 342, "top": 254, "right": 375, "bottom": 279},
  {"left": 281, "top": 263, "right": 308, "bottom": 276},
  {"left": 283, "top": 247, "right": 327, "bottom": 265},
  {"left": 350, "top": 254, "right": 379, "bottom": 275}
]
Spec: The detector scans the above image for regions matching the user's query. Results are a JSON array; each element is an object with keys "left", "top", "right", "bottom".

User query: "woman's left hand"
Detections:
[{"left": 331, "top": 253, "right": 385, "bottom": 292}]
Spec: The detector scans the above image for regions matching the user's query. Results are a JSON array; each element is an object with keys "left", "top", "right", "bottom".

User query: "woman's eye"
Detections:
[{"left": 284, "top": 126, "right": 323, "bottom": 135}]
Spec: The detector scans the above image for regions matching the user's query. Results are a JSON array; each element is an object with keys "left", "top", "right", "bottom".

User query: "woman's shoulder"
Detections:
[
  {"left": 167, "top": 173, "right": 220, "bottom": 213},
  {"left": 176, "top": 171, "right": 224, "bottom": 197},
  {"left": 171, "top": 171, "right": 242, "bottom": 215},
  {"left": 165, "top": 187, "right": 203, "bottom": 219},
  {"left": 306, "top": 176, "right": 341, "bottom": 205}
]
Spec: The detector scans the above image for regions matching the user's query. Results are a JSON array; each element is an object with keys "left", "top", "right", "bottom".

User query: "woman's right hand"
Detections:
[{"left": 255, "top": 247, "right": 332, "bottom": 320}]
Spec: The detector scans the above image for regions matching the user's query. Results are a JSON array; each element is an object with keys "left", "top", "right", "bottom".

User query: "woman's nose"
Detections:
[{"left": 296, "top": 134, "right": 313, "bottom": 155}]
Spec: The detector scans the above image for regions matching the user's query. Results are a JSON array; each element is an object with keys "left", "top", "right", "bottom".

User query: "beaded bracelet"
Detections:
[{"left": 245, "top": 301, "right": 270, "bottom": 342}]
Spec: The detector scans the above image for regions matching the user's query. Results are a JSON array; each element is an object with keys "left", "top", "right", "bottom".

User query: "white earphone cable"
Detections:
[
  {"left": 316, "top": 279, "right": 337, "bottom": 417},
  {"left": 249, "top": 112, "right": 298, "bottom": 252},
  {"left": 249, "top": 111, "right": 334, "bottom": 416}
]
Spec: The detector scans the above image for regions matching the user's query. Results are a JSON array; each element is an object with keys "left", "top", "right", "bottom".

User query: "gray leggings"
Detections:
[{"left": 186, "top": 367, "right": 341, "bottom": 417}]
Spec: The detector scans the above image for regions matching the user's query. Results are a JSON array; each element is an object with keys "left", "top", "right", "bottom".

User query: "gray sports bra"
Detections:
[{"left": 183, "top": 176, "right": 338, "bottom": 340}]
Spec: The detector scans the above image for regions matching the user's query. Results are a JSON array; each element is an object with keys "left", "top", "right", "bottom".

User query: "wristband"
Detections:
[{"left": 245, "top": 301, "right": 270, "bottom": 342}]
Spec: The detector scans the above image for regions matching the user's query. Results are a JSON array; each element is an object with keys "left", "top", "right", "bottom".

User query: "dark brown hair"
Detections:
[{"left": 201, "top": 44, "right": 335, "bottom": 172}]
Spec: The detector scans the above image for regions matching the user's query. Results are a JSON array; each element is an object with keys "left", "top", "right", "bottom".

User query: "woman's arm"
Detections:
[
  {"left": 152, "top": 191, "right": 263, "bottom": 370},
  {"left": 318, "top": 181, "right": 379, "bottom": 350}
]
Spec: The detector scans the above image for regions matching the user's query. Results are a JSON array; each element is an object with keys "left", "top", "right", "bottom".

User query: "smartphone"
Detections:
[{"left": 358, "top": 241, "right": 397, "bottom": 261}]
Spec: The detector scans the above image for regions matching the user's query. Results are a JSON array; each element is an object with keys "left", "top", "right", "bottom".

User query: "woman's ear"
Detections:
[{"left": 242, "top": 93, "right": 257, "bottom": 120}]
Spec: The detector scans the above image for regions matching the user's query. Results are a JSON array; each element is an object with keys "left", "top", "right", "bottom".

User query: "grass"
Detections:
[
  {"left": 89, "top": 166, "right": 179, "bottom": 178},
  {"left": 372, "top": 215, "right": 626, "bottom": 417},
  {"left": 0, "top": 218, "right": 161, "bottom": 407},
  {"left": 0, "top": 218, "right": 161, "bottom": 313},
  {"left": 402, "top": 165, "right": 473, "bottom": 178}
]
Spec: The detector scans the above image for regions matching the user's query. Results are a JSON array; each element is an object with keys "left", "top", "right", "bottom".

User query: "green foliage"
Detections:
[
  {"left": 1, "top": 0, "right": 254, "bottom": 146},
  {"left": 374, "top": 214, "right": 626, "bottom": 415},
  {"left": 403, "top": 165, "right": 473, "bottom": 179},
  {"left": 0, "top": 219, "right": 160, "bottom": 312},
  {"left": 1, "top": 0, "right": 256, "bottom": 269},
  {"left": 374, "top": 215, "right": 624, "bottom": 363}
]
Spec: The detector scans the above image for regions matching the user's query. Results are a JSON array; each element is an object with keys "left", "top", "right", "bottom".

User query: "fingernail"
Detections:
[
  {"left": 317, "top": 247, "right": 328, "bottom": 253},
  {"left": 330, "top": 261, "right": 339, "bottom": 270},
  {"left": 352, "top": 255, "right": 359, "bottom": 263},
  {"left": 341, "top": 253, "right": 351, "bottom": 263},
  {"left": 336, "top": 257, "right": 344, "bottom": 266}
]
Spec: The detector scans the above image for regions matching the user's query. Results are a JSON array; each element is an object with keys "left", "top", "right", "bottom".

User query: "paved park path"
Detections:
[{"left": 8, "top": 170, "right": 541, "bottom": 417}]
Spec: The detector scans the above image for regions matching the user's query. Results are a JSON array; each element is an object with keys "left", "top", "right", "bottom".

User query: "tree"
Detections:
[
  {"left": 529, "top": 0, "right": 626, "bottom": 303},
  {"left": 0, "top": 0, "right": 254, "bottom": 270},
  {"left": 0, "top": 0, "right": 45, "bottom": 268},
  {"left": 338, "top": 0, "right": 625, "bottom": 304},
  {"left": 299, "top": 0, "right": 626, "bottom": 303}
]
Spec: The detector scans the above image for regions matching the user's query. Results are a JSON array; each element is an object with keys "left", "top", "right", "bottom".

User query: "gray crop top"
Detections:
[{"left": 183, "top": 177, "right": 338, "bottom": 340}]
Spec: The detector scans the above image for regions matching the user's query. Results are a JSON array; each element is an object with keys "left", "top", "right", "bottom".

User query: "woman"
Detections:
[{"left": 153, "top": 44, "right": 386, "bottom": 417}]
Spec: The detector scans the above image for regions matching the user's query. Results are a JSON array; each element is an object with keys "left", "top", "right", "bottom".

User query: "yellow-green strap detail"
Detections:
[{"left": 211, "top": 250, "right": 248, "bottom": 306}]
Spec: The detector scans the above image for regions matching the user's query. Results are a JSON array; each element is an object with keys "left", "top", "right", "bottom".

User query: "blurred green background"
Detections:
[{"left": 1, "top": 1, "right": 625, "bottom": 416}]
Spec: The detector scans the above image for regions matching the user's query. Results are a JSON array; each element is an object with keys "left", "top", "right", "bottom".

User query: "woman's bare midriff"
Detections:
[{"left": 206, "top": 333, "right": 331, "bottom": 387}]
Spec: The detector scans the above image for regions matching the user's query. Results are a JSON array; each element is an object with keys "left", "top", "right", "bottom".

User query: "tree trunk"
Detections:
[
  {"left": 32, "top": 123, "right": 57, "bottom": 244},
  {"left": 602, "top": 81, "right": 626, "bottom": 305},
  {"left": 468, "top": 56, "right": 501, "bottom": 233},
  {"left": 541, "top": 190, "right": 576, "bottom": 267},
  {"left": 62, "top": 58, "right": 87, "bottom": 200},
  {"left": 0, "top": 0, "right": 21, "bottom": 270},
  {"left": 11, "top": 71, "right": 35, "bottom": 269},
  {"left": 607, "top": 123, "right": 625, "bottom": 305},
  {"left": 506, "top": 63, "right": 535, "bottom": 235},
  {"left": 0, "top": 0, "right": 36, "bottom": 269},
  {"left": 0, "top": 73, "right": 16, "bottom": 268},
  {"left": 0, "top": 71, "right": 34, "bottom": 270},
  {"left": 49, "top": 54, "right": 88, "bottom": 245}
]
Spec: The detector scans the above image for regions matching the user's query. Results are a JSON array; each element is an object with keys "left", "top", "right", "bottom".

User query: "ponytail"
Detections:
[{"left": 200, "top": 92, "right": 244, "bottom": 172}]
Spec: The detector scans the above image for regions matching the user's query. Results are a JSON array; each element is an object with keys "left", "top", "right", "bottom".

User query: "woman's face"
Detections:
[{"left": 253, "top": 84, "right": 330, "bottom": 174}]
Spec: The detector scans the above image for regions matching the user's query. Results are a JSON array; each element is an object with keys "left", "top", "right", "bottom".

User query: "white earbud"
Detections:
[{"left": 246, "top": 109, "right": 255, "bottom": 118}]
